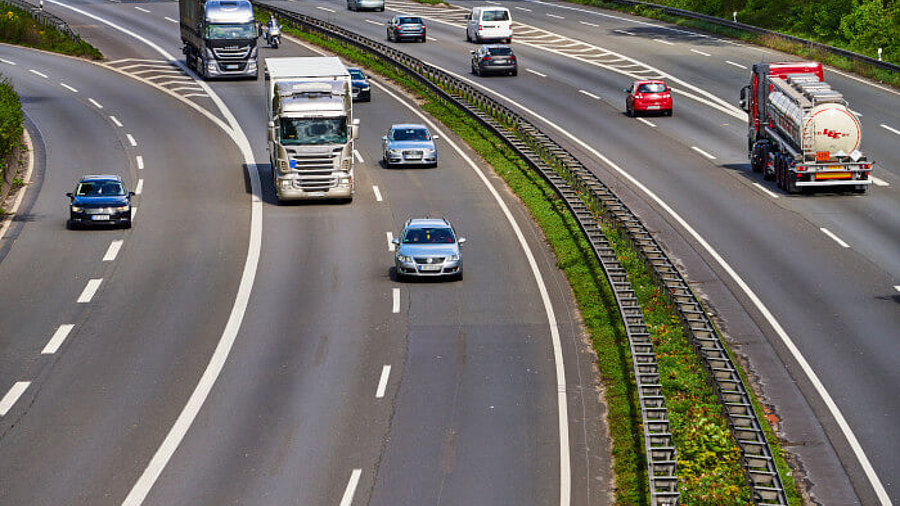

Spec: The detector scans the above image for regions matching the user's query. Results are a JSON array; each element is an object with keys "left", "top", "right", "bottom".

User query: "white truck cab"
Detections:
[{"left": 466, "top": 6, "right": 512, "bottom": 43}]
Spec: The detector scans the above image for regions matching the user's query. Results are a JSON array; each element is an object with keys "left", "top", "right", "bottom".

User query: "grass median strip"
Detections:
[
  {"left": 0, "top": 4, "right": 101, "bottom": 59},
  {"left": 263, "top": 9, "right": 800, "bottom": 504}
]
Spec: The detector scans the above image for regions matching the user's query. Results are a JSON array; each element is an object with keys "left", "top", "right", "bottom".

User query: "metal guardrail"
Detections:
[
  {"left": 0, "top": 0, "right": 78, "bottom": 41},
  {"left": 606, "top": 0, "right": 898, "bottom": 74},
  {"left": 256, "top": 3, "right": 788, "bottom": 504}
]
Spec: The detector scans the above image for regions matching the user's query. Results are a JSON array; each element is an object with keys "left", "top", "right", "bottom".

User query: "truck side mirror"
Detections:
[
  {"left": 66, "top": 192, "right": 73, "bottom": 199},
  {"left": 267, "top": 121, "right": 276, "bottom": 142},
  {"left": 739, "top": 86, "right": 749, "bottom": 111},
  {"left": 432, "top": 135, "right": 439, "bottom": 140},
  {"left": 391, "top": 238, "right": 400, "bottom": 245},
  {"left": 351, "top": 118, "right": 360, "bottom": 140},
  {"left": 458, "top": 237, "right": 467, "bottom": 245}
]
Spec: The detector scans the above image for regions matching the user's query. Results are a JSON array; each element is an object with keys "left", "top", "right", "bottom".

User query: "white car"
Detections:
[{"left": 466, "top": 6, "right": 512, "bottom": 43}]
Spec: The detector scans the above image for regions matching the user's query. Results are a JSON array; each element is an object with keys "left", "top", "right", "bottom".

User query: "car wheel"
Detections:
[
  {"left": 420, "top": 36, "right": 426, "bottom": 43},
  {"left": 510, "top": 69, "right": 517, "bottom": 76},
  {"left": 454, "top": 269, "right": 463, "bottom": 281},
  {"left": 626, "top": 105, "right": 633, "bottom": 117},
  {"left": 66, "top": 219, "right": 77, "bottom": 230},
  {"left": 123, "top": 220, "right": 132, "bottom": 229},
  {"left": 383, "top": 156, "right": 391, "bottom": 168},
  {"left": 665, "top": 108, "right": 673, "bottom": 116}
]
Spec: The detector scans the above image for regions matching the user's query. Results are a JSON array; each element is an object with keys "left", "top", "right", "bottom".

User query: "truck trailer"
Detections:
[
  {"left": 265, "top": 57, "right": 359, "bottom": 202},
  {"left": 179, "top": 0, "right": 258, "bottom": 79},
  {"left": 739, "top": 61, "right": 873, "bottom": 193}
]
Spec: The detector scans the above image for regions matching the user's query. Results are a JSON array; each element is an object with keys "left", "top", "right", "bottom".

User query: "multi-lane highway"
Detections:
[
  {"left": 0, "top": 0, "right": 897, "bottom": 504},
  {"left": 0, "top": 2, "right": 611, "bottom": 504}
]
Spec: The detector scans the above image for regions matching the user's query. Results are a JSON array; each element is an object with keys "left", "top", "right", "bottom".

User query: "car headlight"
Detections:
[
  {"left": 388, "top": 149, "right": 402, "bottom": 156},
  {"left": 397, "top": 255, "right": 414, "bottom": 263},
  {"left": 71, "top": 206, "right": 82, "bottom": 213},
  {"left": 447, "top": 254, "right": 459, "bottom": 262},
  {"left": 114, "top": 205, "right": 129, "bottom": 212}
]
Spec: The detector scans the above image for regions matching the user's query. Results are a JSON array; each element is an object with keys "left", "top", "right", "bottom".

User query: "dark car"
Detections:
[
  {"left": 471, "top": 44, "right": 517, "bottom": 76},
  {"left": 387, "top": 15, "right": 426, "bottom": 43},
  {"left": 66, "top": 175, "right": 134, "bottom": 229},
  {"left": 347, "top": 67, "right": 371, "bottom": 102},
  {"left": 625, "top": 80, "right": 673, "bottom": 116},
  {"left": 392, "top": 218, "right": 466, "bottom": 281}
]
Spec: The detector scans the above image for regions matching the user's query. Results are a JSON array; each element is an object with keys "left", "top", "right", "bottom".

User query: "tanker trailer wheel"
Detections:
[
  {"left": 774, "top": 154, "right": 785, "bottom": 190},
  {"left": 785, "top": 164, "right": 799, "bottom": 194}
]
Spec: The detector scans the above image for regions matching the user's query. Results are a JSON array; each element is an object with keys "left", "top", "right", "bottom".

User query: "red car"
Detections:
[{"left": 625, "top": 80, "right": 673, "bottom": 116}]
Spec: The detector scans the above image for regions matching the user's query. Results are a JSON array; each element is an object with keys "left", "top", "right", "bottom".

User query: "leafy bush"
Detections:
[
  {"left": 0, "top": 5, "right": 101, "bottom": 59},
  {"left": 0, "top": 75, "right": 23, "bottom": 163}
]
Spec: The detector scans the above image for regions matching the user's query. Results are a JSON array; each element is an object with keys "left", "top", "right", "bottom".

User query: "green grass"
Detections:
[
  {"left": 0, "top": 4, "right": 102, "bottom": 59},
  {"left": 262, "top": 10, "right": 803, "bottom": 504},
  {"left": 0, "top": 75, "right": 23, "bottom": 182}
]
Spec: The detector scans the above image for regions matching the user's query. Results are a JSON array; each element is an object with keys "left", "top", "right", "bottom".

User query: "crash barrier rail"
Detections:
[
  {"left": 605, "top": 0, "right": 898, "bottom": 74},
  {"left": 256, "top": 3, "right": 788, "bottom": 504},
  {"left": 0, "top": 0, "right": 78, "bottom": 41}
]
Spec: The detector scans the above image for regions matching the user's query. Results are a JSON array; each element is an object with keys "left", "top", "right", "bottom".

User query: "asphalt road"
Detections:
[
  {"left": 0, "top": 3, "right": 610, "bottom": 505},
  {"left": 255, "top": 0, "right": 900, "bottom": 503}
]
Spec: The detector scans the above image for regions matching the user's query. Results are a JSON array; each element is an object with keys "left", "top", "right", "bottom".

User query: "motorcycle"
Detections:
[{"left": 265, "top": 22, "right": 281, "bottom": 49}]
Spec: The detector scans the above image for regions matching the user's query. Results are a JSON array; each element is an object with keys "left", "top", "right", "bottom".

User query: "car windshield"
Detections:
[
  {"left": 637, "top": 83, "right": 667, "bottom": 93},
  {"left": 348, "top": 69, "right": 365, "bottom": 80},
  {"left": 392, "top": 128, "right": 430, "bottom": 141},
  {"left": 403, "top": 227, "right": 455, "bottom": 244},
  {"left": 398, "top": 17, "right": 423, "bottom": 24},
  {"left": 488, "top": 47, "right": 513, "bottom": 56},
  {"left": 482, "top": 10, "right": 509, "bottom": 21},
  {"left": 76, "top": 181, "right": 125, "bottom": 197},
  {"left": 206, "top": 23, "right": 256, "bottom": 39},
  {"left": 280, "top": 117, "right": 348, "bottom": 145}
]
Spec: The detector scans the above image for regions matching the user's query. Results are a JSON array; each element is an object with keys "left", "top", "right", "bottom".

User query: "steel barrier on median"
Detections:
[
  {"left": 0, "top": 0, "right": 78, "bottom": 41},
  {"left": 256, "top": 3, "right": 790, "bottom": 503}
]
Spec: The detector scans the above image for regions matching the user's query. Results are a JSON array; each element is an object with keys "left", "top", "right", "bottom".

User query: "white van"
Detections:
[{"left": 465, "top": 6, "right": 512, "bottom": 43}]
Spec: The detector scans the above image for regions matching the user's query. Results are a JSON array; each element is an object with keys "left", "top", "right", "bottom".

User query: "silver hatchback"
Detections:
[
  {"left": 392, "top": 218, "right": 466, "bottom": 281},
  {"left": 382, "top": 123, "right": 438, "bottom": 167}
]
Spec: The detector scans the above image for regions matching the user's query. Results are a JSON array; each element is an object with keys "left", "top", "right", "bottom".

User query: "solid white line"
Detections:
[
  {"left": 364, "top": 19, "right": 381, "bottom": 26},
  {"left": 127, "top": 134, "right": 137, "bottom": 147},
  {"left": 42, "top": 324, "right": 75, "bottom": 354},
  {"left": 89, "top": 98, "right": 103, "bottom": 109},
  {"left": 392, "top": 288, "right": 400, "bottom": 313},
  {"left": 690, "top": 48, "right": 711, "bottom": 56},
  {"left": 526, "top": 68, "right": 547, "bottom": 77},
  {"left": 820, "top": 227, "right": 850, "bottom": 248},
  {"left": 45, "top": 5, "right": 262, "bottom": 506},
  {"left": 578, "top": 89, "right": 600, "bottom": 100},
  {"left": 752, "top": 182, "right": 779, "bottom": 199},
  {"left": 316, "top": 6, "right": 335, "bottom": 12},
  {"left": 362, "top": 74, "right": 572, "bottom": 506},
  {"left": 870, "top": 176, "right": 888, "bottom": 187},
  {"left": 547, "top": 13, "right": 564, "bottom": 19},
  {"left": 164, "top": 16, "right": 177, "bottom": 23},
  {"left": 880, "top": 123, "right": 900, "bottom": 136},
  {"left": 726, "top": 60, "right": 747, "bottom": 69},
  {"left": 0, "top": 58, "right": 16, "bottom": 65},
  {"left": 373, "top": 185, "right": 383, "bottom": 202},
  {"left": 134, "top": 6, "right": 149, "bottom": 12},
  {"left": 136, "top": 155, "right": 144, "bottom": 170},
  {"left": 515, "top": 6, "right": 532, "bottom": 11},
  {"left": 386, "top": 231, "right": 394, "bottom": 251},
  {"left": 691, "top": 146, "right": 716, "bottom": 160},
  {"left": 29, "top": 69, "right": 48, "bottom": 78},
  {"left": 340, "top": 469, "right": 361, "bottom": 506},
  {"left": 135, "top": 179, "right": 144, "bottom": 195},
  {"left": 579, "top": 21, "right": 599, "bottom": 27},
  {"left": 654, "top": 38, "right": 674, "bottom": 45},
  {"left": 0, "top": 128, "right": 33, "bottom": 240},
  {"left": 110, "top": 115, "right": 123, "bottom": 127},
  {"left": 103, "top": 239, "right": 124, "bottom": 261},
  {"left": 77, "top": 279, "right": 103, "bottom": 303},
  {"left": 60, "top": 82, "right": 78, "bottom": 92},
  {"left": 636, "top": 118, "right": 656, "bottom": 128},
  {"left": 354, "top": 149, "right": 364, "bottom": 163},
  {"left": 375, "top": 365, "right": 391, "bottom": 398},
  {"left": 0, "top": 382, "right": 30, "bottom": 416}
]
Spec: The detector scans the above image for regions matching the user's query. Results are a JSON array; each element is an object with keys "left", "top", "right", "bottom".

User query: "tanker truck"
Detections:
[
  {"left": 179, "top": 0, "right": 258, "bottom": 79},
  {"left": 739, "top": 61, "right": 873, "bottom": 193},
  {"left": 265, "top": 57, "right": 359, "bottom": 202}
]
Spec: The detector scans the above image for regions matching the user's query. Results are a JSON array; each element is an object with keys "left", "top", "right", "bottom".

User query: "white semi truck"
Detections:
[
  {"left": 739, "top": 61, "right": 873, "bottom": 193},
  {"left": 265, "top": 57, "right": 359, "bottom": 202},
  {"left": 179, "top": 0, "right": 258, "bottom": 79}
]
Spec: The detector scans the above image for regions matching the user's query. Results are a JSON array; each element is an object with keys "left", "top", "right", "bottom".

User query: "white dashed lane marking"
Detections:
[
  {"left": 127, "top": 134, "right": 137, "bottom": 147},
  {"left": 60, "top": 83, "right": 78, "bottom": 92},
  {"left": 29, "top": 69, "right": 48, "bottom": 78},
  {"left": 77, "top": 279, "right": 103, "bottom": 303},
  {"left": 580, "top": 21, "right": 599, "bottom": 27},
  {"left": 752, "top": 182, "right": 779, "bottom": 199},
  {"left": 514, "top": 6, "right": 532, "bottom": 11},
  {"left": 820, "top": 228, "right": 850, "bottom": 248},
  {"left": 339, "top": 469, "right": 362, "bottom": 506},
  {"left": 42, "top": 324, "right": 75, "bottom": 355},
  {"left": 373, "top": 185, "right": 383, "bottom": 202},
  {"left": 0, "top": 382, "right": 30, "bottom": 416},
  {"left": 636, "top": 118, "right": 656, "bottom": 128},
  {"left": 316, "top": 6, "right": 335, "bottom": 12},
  {"left": 103, "top": 240, "right": 124, "bottom": 261},
  {"left": 375, "top": 365, "right": 391, "bottom": 398},
  {"left": 726, "top": 60, "right": 747, "bottom": 69},
  {"left": 614, "top": 29, "right": 634, "bottom": 35},
  {"left": 870, "top": 176, "right": 888, "bottom": 187},
  {"left": 365, "top": 19, "right": 381, "bottom": 26},
  {"left": 547, "top": 13, "right": 564, "bottom": 19},
  {"left": 655, "top": 38, "right": 674, "bottom": 45},
  {"left": 881, "top": 123, "right": 900, "bottom": 136},
  {"left": 392, "top": 288, "right": 400, "bottom": 313},
  {"left": 136, "top": 155, "right": 144, "bottom": 170},
  {"left": 353, "top": 149, "right": 364, "bottom": 163},
  {"left": 578, "top": 89, "right": 600, "bottom": 100},
  {"left": 135, "top": 179, "right": 144, "bottom": 195},
  {"left": 691, "top": 146, "right": 716, "bottom": 160},
  {"left": 110, "top": 115, "right": 123, "bottom": 127},
  {"left": 134, "top": 6, "right": 150, "bottom": 12},
  {"left": 164, "top": 16, "right": 177, "bottom": 23},
  {"left": 526, "top": 68, "right": 547, "bottom": 77},
  {"left": 89, "top": 98, "right": 103, "bottom": 109},
  {"left": 0, "top": 58, "right": 16, "bottom": 65},
  {"left": 386, "top": 231, "right": 394, "bottom": 251},
  {"left": 691, "top": 49, "right": 711, "bottom": 56}
]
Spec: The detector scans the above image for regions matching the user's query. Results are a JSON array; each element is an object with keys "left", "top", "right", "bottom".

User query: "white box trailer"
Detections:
[{"left": 265, "top": 57, "right": 359, "bottom": 202}]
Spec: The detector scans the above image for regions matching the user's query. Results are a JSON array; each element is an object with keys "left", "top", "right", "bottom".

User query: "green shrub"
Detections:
[
  {"left": 0, "top": 75, "right": 23, "bottom": 163},
  {"left": 0, "top": 5, "right": 102, "bottom": 59}
]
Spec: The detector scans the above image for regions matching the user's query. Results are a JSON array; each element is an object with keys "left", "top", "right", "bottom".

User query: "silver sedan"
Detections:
[{"left": 382, "top": 123, "right": 439, "bottom": 168}]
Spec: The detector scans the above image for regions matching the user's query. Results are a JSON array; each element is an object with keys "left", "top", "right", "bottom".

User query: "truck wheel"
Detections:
[{"left": 785, "top": 170, "right": 799, "bottom": 194}]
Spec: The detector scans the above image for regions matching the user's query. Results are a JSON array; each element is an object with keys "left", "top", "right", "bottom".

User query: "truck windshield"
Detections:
[
  {"left": 280, "top": 117, "right": 348, "bottom": 145},
  {"left": 206, "top": 23, "right": 256, "bottom": 39}
]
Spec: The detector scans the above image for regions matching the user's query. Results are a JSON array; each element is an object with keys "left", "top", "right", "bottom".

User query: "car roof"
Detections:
[
  {"left": 79, "top": 174, "right": 122, "bottom": 182},
  {"left": 633, "top": 79, "right": 667, "bottom": 85},
  {"left": 405, "top": 218, "right": 451, "bottom": 228},
  {"left": 391, "top": 123, "right": 428, "bottom": 130}
]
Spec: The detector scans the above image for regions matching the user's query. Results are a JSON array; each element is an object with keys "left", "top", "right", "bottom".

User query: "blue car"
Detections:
[
  {"left": 347, "top": 67, "right": 371, "bottom": 102},
  {"left": 66, "top": 175, "right": 134, "bottom": 229},
  {"left": 392, "top": 218, "right": 466, "bottom": 281},
  {"left": 382, "top": 123, "right": 439, "bottom": 168}
]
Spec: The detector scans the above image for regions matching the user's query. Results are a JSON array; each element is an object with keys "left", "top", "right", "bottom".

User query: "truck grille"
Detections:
[
  {"left": 286, "top": 147, "right": 342, "bottom": 190},
  {"left": 213, "top": 45, "right": 251, "bottom": 60}
]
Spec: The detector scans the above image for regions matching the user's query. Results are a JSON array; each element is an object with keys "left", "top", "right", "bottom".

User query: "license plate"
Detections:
[
  {"left": 646, "top": 105, "right": 660, "bottom": 110},
  {"left": 494, "top": 59, "right": 507, "bottom": 64},
  {"left": 91, "top": 215, "right": 110, "bottom": 221},
  {"left": 306, "top": 191, "right": 326, "bottom": 197},
  {"left": 405, "top": 153, "right": 422, "bottom": 160},
  {"left": 224, "top": 64, "right": 238, "bottom": 70},
  {"left": 419, "top": 264, "right": 441, "bottom": 271}
]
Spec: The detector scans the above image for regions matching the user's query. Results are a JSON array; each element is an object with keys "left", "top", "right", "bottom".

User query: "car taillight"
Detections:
[
  {"left": 510, "top": 55, "right": 517, "bottom": 62},
  {"left": 482, "top": 56, "right": 491, "bottom": 62},
  {"left": 796, "top": 165, "right": 806, "bottom": 172}
]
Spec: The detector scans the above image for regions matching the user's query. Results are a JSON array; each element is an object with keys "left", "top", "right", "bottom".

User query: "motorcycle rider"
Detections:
[{"left": 264, "top": 16, "right": 281, "bottom": 48}]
